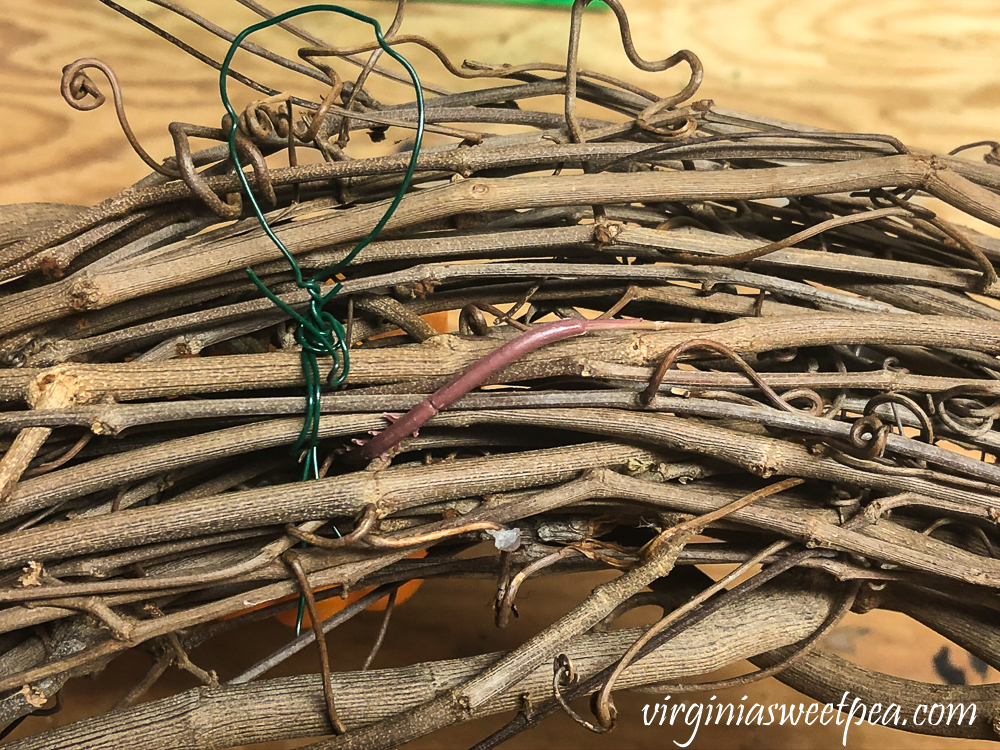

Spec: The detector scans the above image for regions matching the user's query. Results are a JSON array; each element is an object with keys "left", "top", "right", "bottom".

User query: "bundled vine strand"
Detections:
[{"left": 3, "top": 1, "right": 1000, "bottom": 747}]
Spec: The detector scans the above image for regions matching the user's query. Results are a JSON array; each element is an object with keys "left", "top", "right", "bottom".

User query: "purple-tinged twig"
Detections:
[{"left": 355, "top": 318, "right": 663, "bottom": 461}]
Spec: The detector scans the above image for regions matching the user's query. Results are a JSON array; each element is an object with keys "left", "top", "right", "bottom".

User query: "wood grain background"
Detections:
[
  {"left": 3, "top": 2, "right": 1000, "bottom": 748},
  {"left": 5, "top": 0, "right": 1000, "bottom": 207}
]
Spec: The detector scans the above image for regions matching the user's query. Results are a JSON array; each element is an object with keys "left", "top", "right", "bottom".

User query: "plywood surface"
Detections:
[
  {"left": 4, "top": 0, "right": 1000, "bottom": 206},
  {"left": 2, "top": 2, "right": 1000, "bottom": 749}
]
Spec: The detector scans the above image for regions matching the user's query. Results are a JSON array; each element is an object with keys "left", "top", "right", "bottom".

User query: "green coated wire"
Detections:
[{"left": 219, "top": 5, "right": 425, "bottom": 634}]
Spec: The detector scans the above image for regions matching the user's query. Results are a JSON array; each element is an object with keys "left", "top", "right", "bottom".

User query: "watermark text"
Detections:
[{"left": 641, "top": 692, "right": 976, "bottom": 746}]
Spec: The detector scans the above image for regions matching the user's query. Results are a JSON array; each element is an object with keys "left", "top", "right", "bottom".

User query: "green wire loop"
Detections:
[
  {"left": 219, "top": 4, "right": 425, "bottom": 635},
  {"left": 220, "top": 4, "right": 425, "bottom": 467}
]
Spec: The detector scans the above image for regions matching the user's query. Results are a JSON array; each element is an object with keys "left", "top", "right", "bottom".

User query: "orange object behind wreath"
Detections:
[{"left": 275, "top": 550, "right": 427, "bottom": 628}]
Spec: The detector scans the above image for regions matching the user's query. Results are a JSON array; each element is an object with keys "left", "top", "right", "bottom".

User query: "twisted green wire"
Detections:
[{"left": 219, "top": 5, "right": 425, "bottom": 633}]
